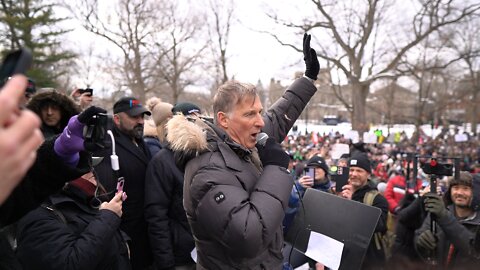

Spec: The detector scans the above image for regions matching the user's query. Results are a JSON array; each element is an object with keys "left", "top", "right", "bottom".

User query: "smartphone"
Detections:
[
  {"left": 331, "top": 166, "right": 349, "bottom": 191},
  {"left": 0, "top": 48, "right": 33, "bottom": 85},
  {"left": 304, "top": 167, "right": 315, "bottom": 179},
  {"left": 78, "top": 88, "right": 93, "bottom": 96},
  {"left": 116, "top": 177, "right": 127, "bottom": 201}
]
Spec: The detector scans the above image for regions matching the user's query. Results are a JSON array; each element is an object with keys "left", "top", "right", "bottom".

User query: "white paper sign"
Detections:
[
  {"left": 454, "top": 134, "right": 468, "bottom": 142},
  {"left": 345, "top": 130, "right": 359, "bottom": 143},
  {"left": 191, "top": 247, "right": 197, "bottom": 263},
  {"left": 305, "top": 231, "right": 344, "bottom": 270},
  {"left": 330, "top": 143, "right": 350, "bottom": 160},
  {"left": 363, "top": 132, "right": 377, "bottom": 144}
]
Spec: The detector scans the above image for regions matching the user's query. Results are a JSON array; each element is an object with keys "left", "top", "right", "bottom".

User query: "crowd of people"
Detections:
[{"left": 1, "top": 33, "right": 480, "bottom": 270}]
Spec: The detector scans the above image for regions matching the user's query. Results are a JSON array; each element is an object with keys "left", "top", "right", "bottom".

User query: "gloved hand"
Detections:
[
  {"left": 303, "top": 33, "right": 320, "bottom": 81},
  {"left": 416, "top": 230, "right": 437, "bottom": 251},
  {"left": 78, "top": 106, "right": 107, "bottom": 124},
  {"left": 424, "top": 193, "right": 448, "bottom": 219},
  {"left": 256, "top": 138, "right": 290, "bottom": 168},
  {"left": 54, "top": 106, "right": 106, "bottom": 167}
]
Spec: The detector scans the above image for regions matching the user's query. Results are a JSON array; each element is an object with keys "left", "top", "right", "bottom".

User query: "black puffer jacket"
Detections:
[
  {"left": 27, "top": 90, "right": 80, "bottom": 138},
  {"left": 16, "top": 184, "right": 131, "bottom": 270},
  {"left": 144, "top": 145, "right": 195, "bottom": 269}
]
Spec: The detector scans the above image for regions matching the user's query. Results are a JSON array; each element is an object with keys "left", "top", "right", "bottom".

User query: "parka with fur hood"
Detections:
[
  {"left": 167, "top": 77, "right": 317, "bottom": 270},
  {"left": 27, "top": 90, "right": 80, "bottom": 138}
]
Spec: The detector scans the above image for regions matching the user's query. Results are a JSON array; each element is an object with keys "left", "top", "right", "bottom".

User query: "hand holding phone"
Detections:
[{"left": 116, "top": 177, "right": 127, "bottom": 201}]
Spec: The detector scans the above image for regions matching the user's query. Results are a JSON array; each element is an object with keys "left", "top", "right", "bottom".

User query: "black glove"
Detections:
[
  {"left": 78, "top": 106, "right": 107, "bottom": 124},
  {"left": 416, "top": 230, "right": 437, "bottom": 251},
  {"left": 424, "top": 193, "right": 448, "bottom": 219},
  {"left": 303, "top": 33, "right": 320, "bottom": 81},
  {"left": 257, "top": 138, "right": 290, "bottom": 168}
]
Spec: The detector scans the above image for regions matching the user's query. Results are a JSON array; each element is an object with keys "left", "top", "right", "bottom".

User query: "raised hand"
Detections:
[{"left": 303, "top": 33, "right": 320, "bottom": 81}]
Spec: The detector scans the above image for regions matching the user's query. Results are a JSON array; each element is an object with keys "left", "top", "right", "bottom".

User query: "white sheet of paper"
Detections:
[
  {"left": 305, "top": 231, "right": 344, "bottom": 270},
  {"left": 191, "top": 247, "right": 197, "bottom": 263}
]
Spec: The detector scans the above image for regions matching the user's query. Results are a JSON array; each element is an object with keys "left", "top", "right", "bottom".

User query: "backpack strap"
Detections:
[
  {"left": 363, "top": 190, "right": 379, "bottom": 206},
  {"left": 363, "top": 190, "right": 385, "bottom": 252},
  {"left": 41, "top": 203, "right": 67, "bottom": 225}
]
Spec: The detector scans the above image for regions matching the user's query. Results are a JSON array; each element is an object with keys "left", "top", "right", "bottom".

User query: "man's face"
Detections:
[
  {"left": 451, "top": 185, "right": 473, "bottom": 208},
  {"left": 114, "top": 112, "right": 145, "bottom": 139},
  {"left": 219, "top": 95, "right": 265, "bottom": 149},
  {"left": 349, "top": 166, "right": 369, "bottom": 189},
  {"left": 40, "top": 104, "right": 61, "bottom": 127}
]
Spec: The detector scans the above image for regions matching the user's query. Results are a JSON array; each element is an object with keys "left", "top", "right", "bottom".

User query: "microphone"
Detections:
[{"left": 256, "top": 132, "right": 269, "bottom": 147}]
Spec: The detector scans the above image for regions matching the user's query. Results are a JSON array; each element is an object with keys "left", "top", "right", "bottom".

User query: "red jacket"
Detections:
[{"left": 384, "top": 175, "right": 422, "bottom": 213}]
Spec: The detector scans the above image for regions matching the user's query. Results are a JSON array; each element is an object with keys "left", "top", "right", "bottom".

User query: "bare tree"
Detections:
[
  {"left": 66, "top": 0, "right": 167, "bottom": 103},
  {"left": 266, "top": 0, "right": 480, "bottom": 132},
  {"left": 441, "top": 17, "right": 480, "bottom": 135},
  {"left": 152, "top": 1, "right": 209, "bottom": 104},
  {"left": 206, "top": 0, "right": 235, "bottom": 92}
]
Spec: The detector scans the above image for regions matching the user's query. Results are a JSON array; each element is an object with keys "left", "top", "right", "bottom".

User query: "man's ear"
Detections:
[
  {"left": 113, "top": 114, "right": 120, "bottom": 126},
  {"left": 216, "top": 111, "right": 228, "bottom": 129}
]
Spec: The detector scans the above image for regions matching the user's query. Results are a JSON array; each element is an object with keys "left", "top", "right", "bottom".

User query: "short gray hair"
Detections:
[{"left": 213, "top": 80, "right": 259, "bottom": 123}]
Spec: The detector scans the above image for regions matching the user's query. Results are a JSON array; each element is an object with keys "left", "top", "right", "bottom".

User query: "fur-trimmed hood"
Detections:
[
  {"left": 166, "top": 114, "right": 252, "bottom": 170},
  {"left": 143, "top": 118, "right": 158, "bottom": 138},
  {"left": 27, "top": 90, "right": 80, "bottom": 129}
]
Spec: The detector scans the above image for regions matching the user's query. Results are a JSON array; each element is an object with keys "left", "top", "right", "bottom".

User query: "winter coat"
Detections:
[
  {"left": 390, "top": 194, "right": 426, "bottom": 265},
  {"left": 384, "top": 175, "right": 423, "bottom": 213},
  {"left": 16, "top": 185, "right": 131, "bottom": 270},
  {"left": 26, "top": 91, "right": 80, "bottom": 138},
  {"left": 415, "top": 206, "right": 480, "bottom": 269},
  {"left": 93, "top": 126, "right": 153, "bottom": 269},
  {"left": 351, "top": 182, "right": 389, "bottom": 270},
  {"left": 144, "top": 146, "right": 195, "bottom": 269},
  {"left": 0, "top": 136, "right": 91, "bottom": 270},
  {"left": 415, "top": 178, "right": 480, "bottom": 270},
  {"left": 143, "top": 118, "right": 163, "bottom": 157},
  {"left": 167, "top": 77, "right": 317, "bottom": 270}
]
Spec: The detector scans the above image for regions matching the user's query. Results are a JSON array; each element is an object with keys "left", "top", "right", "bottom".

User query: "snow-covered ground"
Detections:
[{"left": 289, "top": 120, "right": 479, "bottom": 140}]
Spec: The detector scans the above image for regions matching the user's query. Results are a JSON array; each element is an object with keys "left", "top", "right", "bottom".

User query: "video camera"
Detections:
[
  {"left": 84, "top": 113, "right": 109, "bottom": 152},
  {"left": 421, "top": 159, "right": 453, "bottom": 176}
]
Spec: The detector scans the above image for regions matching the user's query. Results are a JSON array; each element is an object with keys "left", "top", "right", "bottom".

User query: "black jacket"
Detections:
[
  {"left": 0, "top": 136, "right": 90, "bottom": 270},
  {"left": 390, "top": 195, "right": 426, "bottom": 264},
  {"left": 144, "top": 146, "right": 195, "bottom": 270},
  {"left": 351, "top": 182, "right": 389, "bottom": 270},
  {"left": 94, "top": 126, "right": 153, "bottom": 269},
  {"left": 16, "top": 185, "right": 131, "bottom": 270}
]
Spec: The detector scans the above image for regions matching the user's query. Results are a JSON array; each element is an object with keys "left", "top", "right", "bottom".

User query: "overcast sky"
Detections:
[{"left": 62, "top": 0, "right": 308, "bottom": 92}]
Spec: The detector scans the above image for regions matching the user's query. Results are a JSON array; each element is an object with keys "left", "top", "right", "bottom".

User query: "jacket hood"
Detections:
[
  {"left": 445, "top": 173, "right": 480, "bottom": 210},
  {"left": 143, "top": 118, "right": 158, "bottom": 138},
  {"left": 166, "top": 114, "right": 252, "bottom": 170},
  {"left": 27, "top": 90, "right": 80, "bottom": 129},
  {"left": 166, "top": 114, "right": 210, "bottom": 169}
]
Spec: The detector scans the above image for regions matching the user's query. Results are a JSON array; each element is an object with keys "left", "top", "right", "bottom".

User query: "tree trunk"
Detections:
[
  {"left": 472, "top": 86, "right": 479, "bottom": 136},
  {"left": 351, "top": 82, "right": 370, "bottom": 133}
]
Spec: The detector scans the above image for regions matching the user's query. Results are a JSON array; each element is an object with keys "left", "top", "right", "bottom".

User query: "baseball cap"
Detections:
[{"left": 113, "top": 97, "right": 151, "bottom": 117}]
